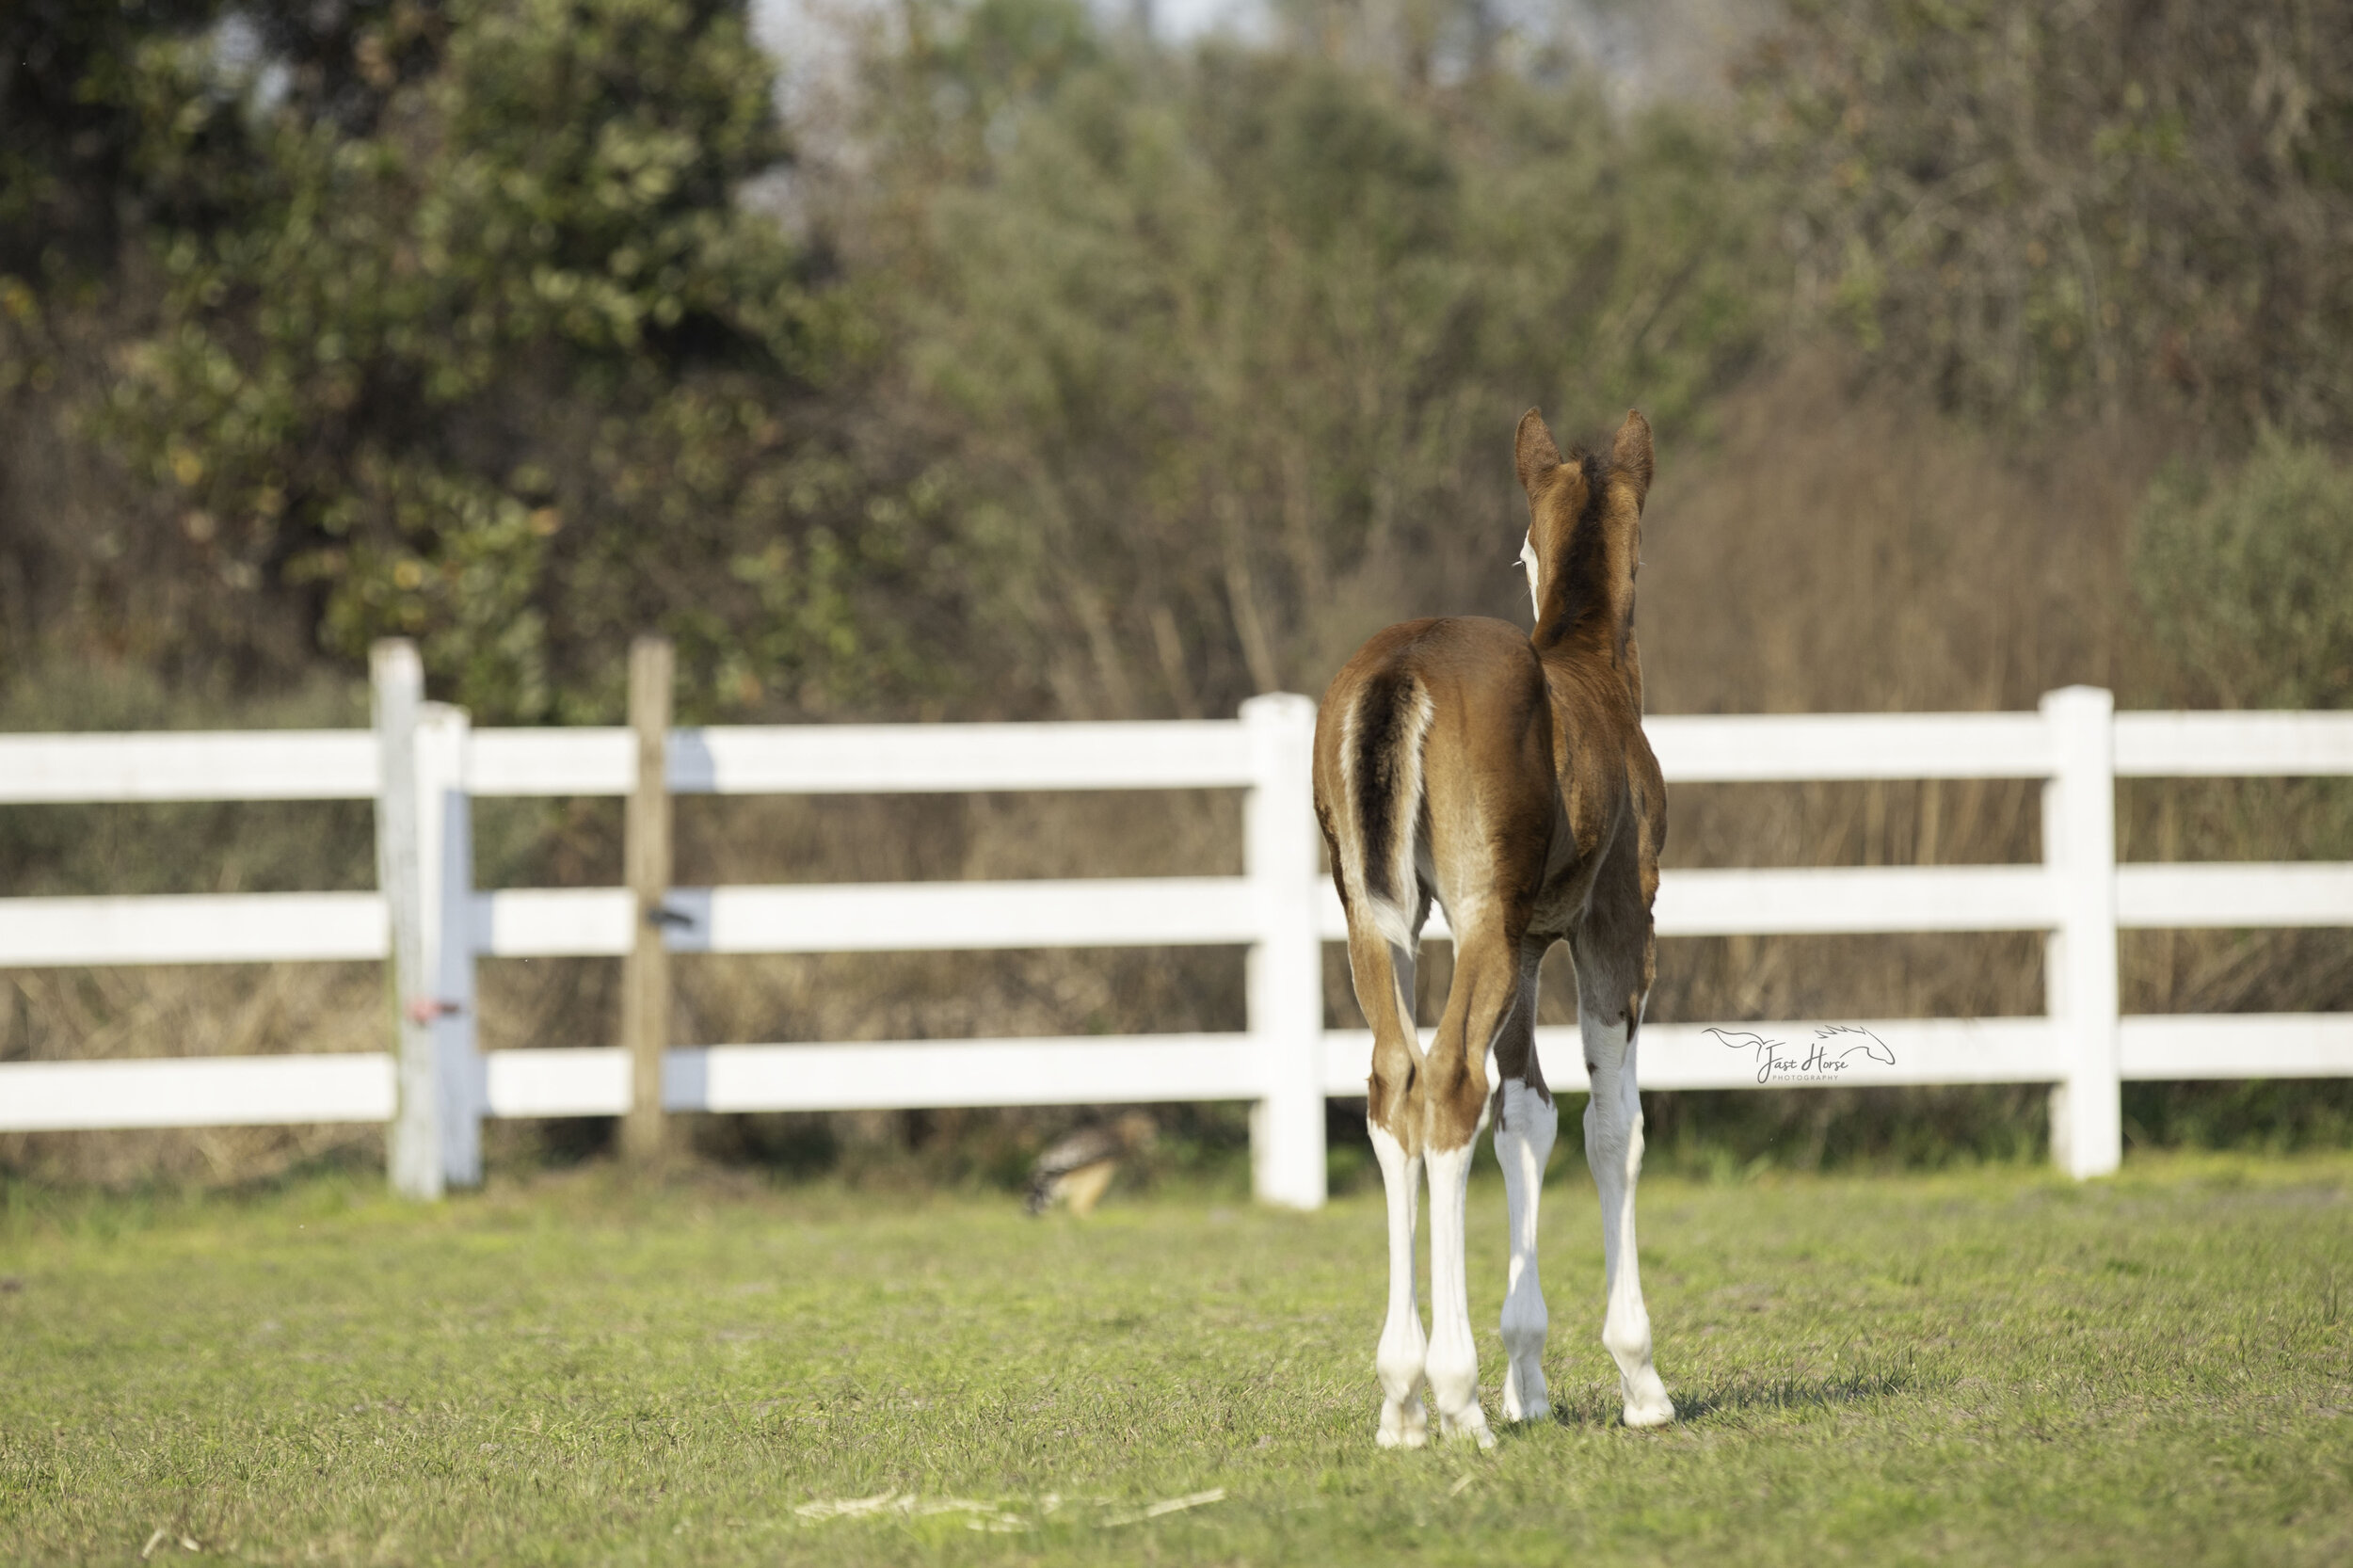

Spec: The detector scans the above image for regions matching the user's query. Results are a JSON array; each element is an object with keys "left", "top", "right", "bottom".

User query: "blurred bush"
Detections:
[
  {"left": 2117, "top": 429, "right": 2353, "bottom": 1151},
  {"left": 2134, "top": 429, "right": 2353, "bottom": 712}
]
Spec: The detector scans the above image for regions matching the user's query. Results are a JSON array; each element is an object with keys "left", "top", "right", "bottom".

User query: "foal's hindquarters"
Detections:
[
  {"left": 1312, "top": 408, "right": 1675, "bottom": 1445},
  {"left": 1314, "top": 621, "right": 1673, "bottom": 1446}
]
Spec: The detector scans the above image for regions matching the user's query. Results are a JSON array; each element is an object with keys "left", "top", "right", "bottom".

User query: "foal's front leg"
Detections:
[
  {"left": 1582, "top": 1003, "right": 1674, "bottom": 1427},
  {"left": 1494, "top": 1076, "right": 1558, "bottom": 1422},
  {"left": 1491, "top": 946, "right": 1556, "bottom": 1422}
]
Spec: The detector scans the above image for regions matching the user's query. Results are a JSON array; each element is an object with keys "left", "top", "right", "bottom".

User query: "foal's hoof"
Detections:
[
  {"left": 1439, "top": 1406, "right": 1497, "bottom": 1450},
  {"left": 1376, "top": 1396, "right": 1429, "bottom": 1449},
  {"left": 1499, "top": 1363, "right": 1549, "bottom": 1424},
  {"left": 1620, "top": 1373, "right": 1676, "bottom": 1429}
]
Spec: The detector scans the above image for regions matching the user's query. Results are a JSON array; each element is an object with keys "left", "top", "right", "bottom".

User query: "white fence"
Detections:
[{"left": 4, "top": 645, "right": 2351, "bottom": 1205}]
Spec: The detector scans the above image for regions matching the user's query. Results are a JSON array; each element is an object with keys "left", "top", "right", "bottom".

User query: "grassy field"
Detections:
[{"left": 3, "top": 1151, "right": 2349, "bottom": 1566}]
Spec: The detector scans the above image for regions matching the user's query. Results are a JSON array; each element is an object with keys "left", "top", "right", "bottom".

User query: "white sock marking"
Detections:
[
  {"left": 1423, "top": 1140, "right": 1494, "bottom": 1448},
  {"left": 1494, "top": 1080, "right": 1557, "bottom": 1422},
  {"left": 1582, "top": 1010, "right": 1674, "bottom": 1428},
  {"left": 1368, "top": 1124, "right": 1429, "bottom": 1448}
]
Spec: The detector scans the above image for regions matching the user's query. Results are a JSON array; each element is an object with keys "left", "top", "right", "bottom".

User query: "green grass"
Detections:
[{"left": 3, "top": 1153, "right": 2349, "bottom": 1565}]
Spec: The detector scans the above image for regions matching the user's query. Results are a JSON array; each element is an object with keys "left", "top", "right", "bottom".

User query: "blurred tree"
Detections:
[
  {"left": 1267, "top": 0, "right": 1507, "bottom": 88},
  {"left": 0, "top": 0, "right": 227, "bottom": 280},
  {"left": 76, "top": 0, "right": 922, "bottom": 721},
  {"left": 1743, "top": 0, "right": 2353, "bottom": 444},
  {"left": 859, "top": 2, "right": 1767, "bottom": 716}
]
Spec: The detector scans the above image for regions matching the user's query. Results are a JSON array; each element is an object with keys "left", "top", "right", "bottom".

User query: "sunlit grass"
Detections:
[{"left": 3, "top": 1151, "right": 2348, "bottom": 1564}]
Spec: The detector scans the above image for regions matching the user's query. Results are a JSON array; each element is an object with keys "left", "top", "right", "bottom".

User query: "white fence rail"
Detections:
[{"left": 5, "top": 648, "right": 2351, "bottom": 1203}]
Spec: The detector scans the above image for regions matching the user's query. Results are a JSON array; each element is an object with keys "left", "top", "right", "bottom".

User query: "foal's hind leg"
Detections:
[
  {"left": 1422, "top": 917, "right": 1524, "bottom": 1449},
  {"left": 1573, "top": 940, "right": 1675, "bottom": 1428},
  {"left": 1347, "top": 924, "right": 1430, "bottom": 1448},
  {"left": 1491, "top": 937, "right": 1556, "bottom": 1423}
]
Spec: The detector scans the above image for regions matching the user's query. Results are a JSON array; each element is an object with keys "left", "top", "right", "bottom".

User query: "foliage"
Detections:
[
  {"left": 62, "top": 0, "right": 922, "bottom": 721},
  {"left": 1743, "top": 0, "right": 2353, "bottom": 441},
  {"left": 3, "top": 1159, "right": 2350, "bottom": 1562},
  {"left": 0, "top": 0, "right": 227, "bottom": 279},
  {"left": 861, "top": 7, "right": 1769, "bottom": 715},
  {"left": 2132, "top": 428, "right": 2353, "bottom": 711}
]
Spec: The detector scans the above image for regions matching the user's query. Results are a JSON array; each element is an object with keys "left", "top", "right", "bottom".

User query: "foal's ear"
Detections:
[
  {"left": 1610, "top": 408, "right": 1654, "bottom": 507},
  {"left": 1514, "top": 408, "right": 1563, "bottom": 496}
]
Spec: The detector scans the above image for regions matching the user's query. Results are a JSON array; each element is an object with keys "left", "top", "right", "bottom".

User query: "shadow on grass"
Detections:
[{"left": 1546, "top": 1355, "right": 1918, "bottom": 1430}]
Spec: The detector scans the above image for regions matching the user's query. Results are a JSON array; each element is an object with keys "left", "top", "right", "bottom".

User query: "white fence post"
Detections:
[
  {"left": 373, "top": 641, "right": 440, "bottom": 1199},
  {"left": 2042, "top": 685, "right": 2121, "bottom": 1178},
  {"left": 417, "top": 702, "right": 481, "bottom": 1189},
  {"left": 1242, "top": 692, "right": 1326, "bottom": 1209}
]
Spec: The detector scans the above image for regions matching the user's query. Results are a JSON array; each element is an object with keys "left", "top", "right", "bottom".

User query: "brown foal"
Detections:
[{"left": 1312, "top": 408, "right": 1674, "bottom": 1446}]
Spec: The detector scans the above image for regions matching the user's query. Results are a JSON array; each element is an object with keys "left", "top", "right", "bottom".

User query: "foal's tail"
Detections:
[{"left": 1336, "top": 666, "right": 1435, "bottom": 951}]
